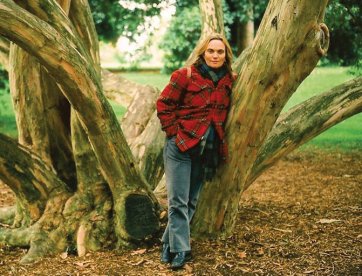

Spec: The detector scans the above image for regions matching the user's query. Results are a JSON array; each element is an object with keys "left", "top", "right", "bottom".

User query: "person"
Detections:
[{"left": 156, "top": 33, "right": 234, "bottom": 269}]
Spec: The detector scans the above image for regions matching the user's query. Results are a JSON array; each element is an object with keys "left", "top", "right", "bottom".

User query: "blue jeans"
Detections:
[{"left": 161, "top": 136, "right": 204, "bottom": 253}]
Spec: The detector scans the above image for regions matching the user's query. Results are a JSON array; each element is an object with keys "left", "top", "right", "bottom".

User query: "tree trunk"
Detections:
[
  {"left": 235, "top": 0, "right": 254, "bottom": 55},
  {"left": 0, "top": 0, "right": 159, "bottom": 262},
  {"left": 0, "top": 134, "right": 70, "bottom": 228},
  {"left": 192, "top": 0, "right": 330, "bottom": 237},
  {"left": 236, "top": 19, "right": 254, "bottom": 55}
]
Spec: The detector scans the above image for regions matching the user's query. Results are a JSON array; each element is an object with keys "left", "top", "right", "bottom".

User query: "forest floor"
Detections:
[{"left": 0, "top": 147, "right": 361, "bottom": 275}]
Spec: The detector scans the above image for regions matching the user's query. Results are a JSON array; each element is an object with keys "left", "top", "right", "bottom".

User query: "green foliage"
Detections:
[
  {"left": 225, "top": 0, "right": 268, "bottom": 24},
  {"left": 159, "top": 0, "right": 269, "bottom": 72},
  {"left": 160, "top": 0, "right": 361, "bottom": 73},
  {"left": 323, "top": 0, "right": 362, "bottom": 69},
  {"left": 159, "top": 5, "right": 201, "bottom": 73},
  {"left": 89, "top": 0, "right": 163, "bottom": 43}
]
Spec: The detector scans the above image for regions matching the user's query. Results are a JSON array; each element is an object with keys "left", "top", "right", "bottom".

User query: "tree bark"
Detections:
[
  {"left": 192, "top": 0, "right": 330, "bottom": 237},
  {"left": 129, "top": 111, "right": 165, "bottom": 189},
  {"left": 121, "top": 82, "right": 159, "bottom": 142},
  {"left": 0, "top": 134, "right": 70, "bottom": 227}
]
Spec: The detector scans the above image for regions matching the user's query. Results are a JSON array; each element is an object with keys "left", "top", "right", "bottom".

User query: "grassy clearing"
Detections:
[
  {"left": 1, "top": 67, "right": 360, "bottom": 149},
  {"left": 120, "top": 67, "right": 361, "bottom": 150}
]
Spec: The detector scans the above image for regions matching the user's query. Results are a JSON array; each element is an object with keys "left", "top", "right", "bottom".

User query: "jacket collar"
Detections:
[{"left": 191, "top": 65, "right": 233, "bottom": 89}]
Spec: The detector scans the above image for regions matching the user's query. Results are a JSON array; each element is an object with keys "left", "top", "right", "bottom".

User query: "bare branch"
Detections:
[{"left": 246, "top": 76, "right": 362, "bottom": 189}]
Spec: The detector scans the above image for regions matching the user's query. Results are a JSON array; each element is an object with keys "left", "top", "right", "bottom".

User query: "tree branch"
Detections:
[
  {"left": 246, "top": 76, "right": 362, "bottom": 189},
  {"left": 0, "top": 35, "right": 9, "bottom": 70}
]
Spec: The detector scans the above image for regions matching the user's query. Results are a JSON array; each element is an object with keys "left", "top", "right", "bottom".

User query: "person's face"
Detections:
[{"left": 203, "top": 39, "right": 226, "bottom": 69}]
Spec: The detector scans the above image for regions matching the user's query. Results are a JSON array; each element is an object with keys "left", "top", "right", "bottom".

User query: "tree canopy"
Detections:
[{"left": 161, "top": 0, "right": 362, "bottom": 72}]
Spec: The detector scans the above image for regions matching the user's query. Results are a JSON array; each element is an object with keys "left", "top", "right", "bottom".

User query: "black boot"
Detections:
[
  {"left": 160, "top": 243, "right": 173, "bottom": 263},
  {"left": 170, "top": 251, "right": 192, "bottom": 269}
]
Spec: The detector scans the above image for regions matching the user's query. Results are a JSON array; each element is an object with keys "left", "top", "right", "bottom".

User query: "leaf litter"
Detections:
[{"left": 0, "top": 148, "right": 361, "bottom": 275}]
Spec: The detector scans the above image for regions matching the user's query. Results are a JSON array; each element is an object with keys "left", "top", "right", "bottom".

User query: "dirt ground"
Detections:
[{"left": 0, "top": 148, "right": 361, "bottom": 275}]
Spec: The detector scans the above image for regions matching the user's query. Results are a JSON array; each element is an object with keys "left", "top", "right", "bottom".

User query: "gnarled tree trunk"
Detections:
[{"left": 0, "top": 0, "right": 159, "bottom": 263}]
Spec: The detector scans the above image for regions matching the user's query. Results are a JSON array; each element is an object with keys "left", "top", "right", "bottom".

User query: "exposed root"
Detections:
[
  {"left": 20, "top": 227, "right": 68, "bottom": 264},
  {"left": 0, "top": 206, "right": 16, "bottom": 225},
  {"left": 76, "top": 224, "right": 87, "bottom": 257},
  {"left": 0, "top": 226, "right": 32, "bottom": 247}
]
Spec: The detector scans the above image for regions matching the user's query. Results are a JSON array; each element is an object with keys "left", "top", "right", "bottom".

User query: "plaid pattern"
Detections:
[
  {"left": 200, "top": 125, "right": 220, "bottom": 181},
  {"left": 156, "top": 65, "right": 233, "bottom": 161}
]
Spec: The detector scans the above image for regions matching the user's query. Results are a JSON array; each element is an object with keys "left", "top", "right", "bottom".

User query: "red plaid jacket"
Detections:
[{"left": 156, "top": 65, "right": 233, "bottom": 161}]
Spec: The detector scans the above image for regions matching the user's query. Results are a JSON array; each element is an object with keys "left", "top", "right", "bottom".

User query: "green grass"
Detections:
[
  {"left": 119, "top": 72, "right": 169, "bottom": 90},
  {"left": 109, "top": 100, "right": 127, "bottom": 118},
  {"left": 283, "top": 66, "right": 361, "bottom": 150},
  {"left": 283, "top": 66, "right": 354, "bottom": 110},
  {"left": 0, "top": 91, "right": 17, "bottom": 137},
  {"left": 1, "top": 67, "right": 361, "bottom": 150}
]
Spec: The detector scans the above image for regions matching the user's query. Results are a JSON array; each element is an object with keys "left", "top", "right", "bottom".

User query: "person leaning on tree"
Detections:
[{"left": 156, "top": 33, "right": 235, "bottom": 269}]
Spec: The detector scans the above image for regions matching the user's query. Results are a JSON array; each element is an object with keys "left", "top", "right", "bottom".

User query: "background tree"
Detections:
[
  {"left": 159, "top": 5, "right": 201, "bottom": 73},
  {"left": 0, "top": 0, "right": 361, "bottom": 265},
  {"left": 89, "top": 0, "right": 163, "bottom": 43},
  {"left": 161, "top": 0, "right": 362, "bottom": 74},
  {"left": 323, "top": 0, "right": 362, "bottom": 73}
]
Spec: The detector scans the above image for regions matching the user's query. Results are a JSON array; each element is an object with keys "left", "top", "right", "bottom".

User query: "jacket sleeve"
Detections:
[{"left": 156, "top": 68, "right": 188, "bottom": 137}]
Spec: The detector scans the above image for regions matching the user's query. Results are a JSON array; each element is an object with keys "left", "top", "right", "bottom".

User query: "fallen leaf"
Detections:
[
  {"left": 256, "top": 248, "right": 265, "bottom": 256},
  {"left": 317, "top": 219, "right": 342, "bottom": 224},
  {"left": 238, "top": 251, "right": 247, "bottom": 258},
  {"left": 74, "top": 261, "right": 92, "bottom": 268},
  {"left": 133, "top": 259, "right": 146, "bottom": 266},
  {"left": 131, "top": 248, "right": 147, "bottom": 255},
  {"left": 184, "top": 264, "right": 193, "bottom": 273},
  {"left": 273, "top": 227, "right": 292, "bottom": 233}
]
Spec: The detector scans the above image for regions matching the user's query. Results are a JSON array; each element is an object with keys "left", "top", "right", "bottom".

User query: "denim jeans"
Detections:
[{"left": 161, "top": 136, "right": 204, "bottom": 253}]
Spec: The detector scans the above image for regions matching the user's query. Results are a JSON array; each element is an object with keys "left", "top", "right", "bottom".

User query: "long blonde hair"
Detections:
[{"left": 191, "top": 33, "right": 233, "bottom": 75}]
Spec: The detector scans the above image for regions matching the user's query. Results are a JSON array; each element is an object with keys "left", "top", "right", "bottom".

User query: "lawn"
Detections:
[{"left": 1, "top": 66, "right": 360, "bottom": 149}]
